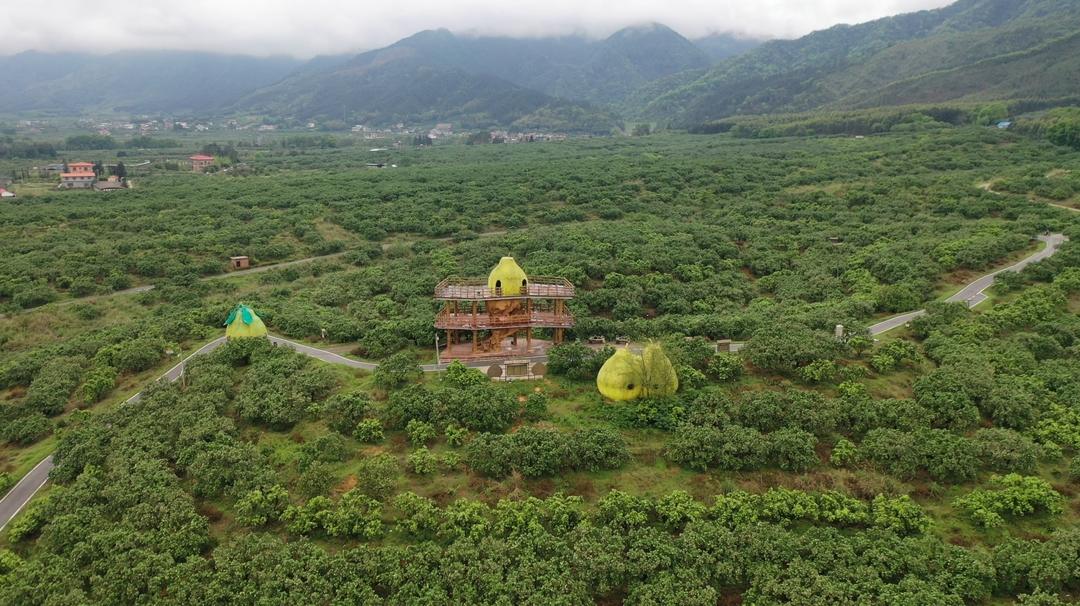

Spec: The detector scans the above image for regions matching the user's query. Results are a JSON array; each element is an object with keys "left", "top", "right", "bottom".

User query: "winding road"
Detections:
[
  {"left": 868, "top": 233, "right": 1067, "bottom": 335},
  {"left": 0, "top": 233, "right": 1069, "bottom": 531}
]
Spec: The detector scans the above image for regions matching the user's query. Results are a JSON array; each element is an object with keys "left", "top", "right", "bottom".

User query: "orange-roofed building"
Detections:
[
  {"left": 190, "top": 154, "right": 214, "bottom": 172},
  {"left": 60, "top": 162, "right": 95, "bottom": 189}
]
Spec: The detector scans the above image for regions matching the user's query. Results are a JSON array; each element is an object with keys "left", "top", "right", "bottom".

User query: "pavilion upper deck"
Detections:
[{"left": 433, "top": 276, "right": 575, "bottom": 300}]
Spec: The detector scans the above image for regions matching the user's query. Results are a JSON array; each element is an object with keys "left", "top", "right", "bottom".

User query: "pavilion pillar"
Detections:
[{"left": 472, "top": 330, "right": 477, "bottom": 353}]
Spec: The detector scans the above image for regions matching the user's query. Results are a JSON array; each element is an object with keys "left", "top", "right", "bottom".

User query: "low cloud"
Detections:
[{"left": 1, "top": 0, "right": 953, "bottom": 57}]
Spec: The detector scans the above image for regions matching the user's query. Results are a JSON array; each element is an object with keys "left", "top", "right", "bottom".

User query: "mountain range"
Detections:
[
  {"left": 642, "top": 0, "right": 1080, "bottom": 124},
  {"left": 1, "top": 0, "right": 1078, "bottom": 132}
]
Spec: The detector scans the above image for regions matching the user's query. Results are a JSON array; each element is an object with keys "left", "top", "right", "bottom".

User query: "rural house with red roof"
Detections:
[
  {"left": 189, "top": 154, "right": 214, "bottom": 172},
  {"left": 59, "top": 162, "right": 95, "bottom": 189}
]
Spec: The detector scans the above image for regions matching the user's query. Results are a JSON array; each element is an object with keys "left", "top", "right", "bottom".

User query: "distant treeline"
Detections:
[
  {"left": 0, "top": 134, "right": 186, "bottom": 159},
  {"left": 690, "top": 98, "right": 1080, "bottom": 139},
  {"left": 0, "top": 138, "right": 56, "bottom": 159},
  {"left": 65, "top": 134, "right": 182, "bottom": 150},
  {"left": 279, "top": 135, "right": 354, "bottom": 149},
  {"left": 1013, "top": 107, "right": 1080, "bottom": 151}
]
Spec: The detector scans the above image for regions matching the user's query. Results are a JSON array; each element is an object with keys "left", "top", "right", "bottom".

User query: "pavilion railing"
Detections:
[
  {"left": 434, "top": 309, "right": 574, "bottom": 329},
  {"left": 434, "top": 276, "right": 575, "bottom": 300}
]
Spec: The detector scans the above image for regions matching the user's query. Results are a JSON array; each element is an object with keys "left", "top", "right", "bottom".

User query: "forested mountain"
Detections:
[
  {"left": 234, "top": 54, "right": 618, "bottom": 132},
  {"left": 0, "top": 51, "right": 301, "bottom": 114},
  {"left": 233, "top": 23, "right": 710, "bottom": 126},
  {"left": 641, "top": 0, "right": 1080, "bottom": 125},
  {"left": 2, "top": 0, "right": 1077, "bottom": 129},
  {"left": 691, "top": 32, "right": 765, "bottom": 62}
]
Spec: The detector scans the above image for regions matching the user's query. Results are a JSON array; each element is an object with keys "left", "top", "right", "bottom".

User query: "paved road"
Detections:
[
  {"left": 0, "top": 456, "right": 53, "bottom": 532},
  {"left": 868, "top": 233, "right": 1067, "bottom": 335}
]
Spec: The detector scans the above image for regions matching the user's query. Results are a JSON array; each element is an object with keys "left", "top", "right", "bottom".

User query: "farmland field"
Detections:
[{"left": 2, "top": 126, "right": 1080, "bottom": 604}]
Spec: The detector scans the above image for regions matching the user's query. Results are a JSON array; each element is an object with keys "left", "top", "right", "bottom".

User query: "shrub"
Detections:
[
  {"left": 444, "top": 423, "right": 468, "bottom": 447},
  {"left": 743, "top": 321, "right": 844, "bottom": 372},
  {"left": 354, "top": 419, "right": 384, "bottom": 443},
  {"left": 95, "top": 338, "right": 163, "bottom": 373},
  {"left": 392, "top": 492, "right": 441, "bottom": 538},
  {"left": 954, "top": 474, "right": 1064, "bottom": 528},
  {"left": 666, "top": 424, "right": 722, "bottom": 471},
  {"left": 2, "top": 413, "right": 51, "bottom": 445},
  {"left": 916, "top": 429, "right": 978, "bottom": 483},
  {"left": 798, "top": 359, "right": 839, "bottom": 384},
  {"left": 860, "top": 429, "right": 919, "bottom": 479},
  {"left": 433, "top": 384, "right": 518, "bottom": 432},
  {"left": 984, "top": 375, "right": 1041, "bottom": 430},
  {"left": 442, "top": 360, "right": 488, "bottom": 388},
  {"left": 372, "top": 352, "right": 421, "bottom": 391},
  {"left": 440, "top": 451, "right": 462, "bottom": 471},
  {"left": 830, "top": 438, "right": 859, "bottom": 467},
  {"left": 547, "top": 342, "right": 611, "bottom": 380},
  {"left": 79, "top": 365, "right": 117, "bottom": 404},
  {"left": 914, "top": 368, "right": 980, "bottom": 431},
  {"left": 656, "top": 490, "right": 706, "bottom": 531},
  {"left": 26, "top": 357, "right": 84, "bottom": 416},
  {"left": 465, "top": 433, "right": 514, "bottom": 478},
  {"left": 870, "top": 340, "right": 919, "bottom": 373},
  {"left": 465, "top": 427, "right": 629, "bottom": 478},
  {"left": 974, "top": 428, "right": 1039, "bottom": 474},
  {"left": 6, "top": 500, "right": 47, "bottom": 542},
  {"left": 298, "top": 434, "right": 349, "bottom": 471},
  {"left": 509, "top": 427, "right": 572, "bottom": 477},
  {"left": 407, "top": 447, "right": 437, "bottom": 475},
  {"left": 706, "top": 353, "right": 743, "bottom": 382},
  {"left": 296, "top": 462, "right": 337, "bottom": 498},
  {"left": 598, "top": 395, "right": 688, "bottom": 430},
  {"left": 352, "top": 453, "right": 398, "bottom": 501},
  {"left": 666, "top": 424, "right": 765, "bottom": 471},
  {"left": 569, "top": 427, "right": 631, "bottom": 471},
  {"left": 677, "top": 365, "right": 707, "bottom": 390},
  {"left": 324, "top": 390, "right": 371, "bottom": 435},
  {"left": 282, "top": 496, "right": 333, "bottom": 535},
  {"left": 523, "top": 392, "right": 548, "bottom": 421},
  {"left": 323, "top": 489, "right": 383, "bottom": 539},
  {"left": 235, "top": 485, "right": 290, "bottom": 527},
  {"left": 768, "top": 428, "right": 818, "bottom": 472},
  {"left": 597, "top": 490, "right": 651, "bottom": 531},
  {"left": 406, "top": 419, "right": 437, "bottom": 445},
  {"left": 382, "top": 385, "right": 436, "bottom": 429},
  {"left": 871, "top": 495, "right": 931, "bottom": 535},
  {"left": 1069, "top": 455, "right": 1080, "bottom": 481}
]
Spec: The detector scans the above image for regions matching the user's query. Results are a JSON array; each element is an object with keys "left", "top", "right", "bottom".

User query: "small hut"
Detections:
[{"left": 224, "top": 304, "right": 267, "bottom": 338}]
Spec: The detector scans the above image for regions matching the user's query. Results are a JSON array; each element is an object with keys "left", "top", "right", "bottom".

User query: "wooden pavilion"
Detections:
[{"left": 434, "top": 257, "right": 574, "bottom": 361}]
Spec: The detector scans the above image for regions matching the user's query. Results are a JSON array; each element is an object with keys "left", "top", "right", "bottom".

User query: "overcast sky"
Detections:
[{"left": 1, "top": 0, "right": 954, "bottom": 58}]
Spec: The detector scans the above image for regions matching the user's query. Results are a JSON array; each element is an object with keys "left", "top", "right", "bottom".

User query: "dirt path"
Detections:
[
  {"left": 15, "top": 229, "right": 509, "bottom": 315},
  {"left": 980, "top": 180, "right": 1080, "bottom": 213}
]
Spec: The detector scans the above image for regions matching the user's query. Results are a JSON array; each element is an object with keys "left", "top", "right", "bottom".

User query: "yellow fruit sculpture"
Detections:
[
  {"left": 641, "top": 342, "right": 679, "bottom": 397},
  {"left": 596, "top": 348, "right": 645, "bottom": 401},
  {"left": 224, "top": 303, "right": 268, "bottom": 339},
  {"left": 487, "top": 256, "right": 528, "bottom": 296},
  {"left": 596, "top": 343, "right": 678, "bottom": 401}
]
